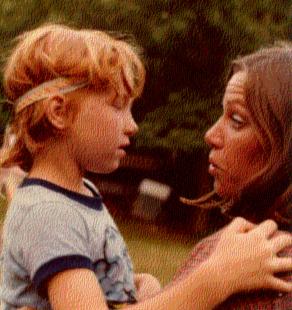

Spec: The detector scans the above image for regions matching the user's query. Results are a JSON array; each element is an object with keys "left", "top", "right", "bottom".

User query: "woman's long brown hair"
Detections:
[{"left": 182, "top": 43, "right": 292, "bottom": 229}]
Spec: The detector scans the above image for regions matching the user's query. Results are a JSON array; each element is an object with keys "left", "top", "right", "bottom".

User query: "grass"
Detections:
[
  {"left": 127, "top": 238, "right": 192, "bottom": 286},
  {"left": 115, "top": 217, "right": 198, "bottom": 286}
]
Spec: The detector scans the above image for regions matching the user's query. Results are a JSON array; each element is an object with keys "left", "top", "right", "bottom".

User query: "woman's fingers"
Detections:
[
  {"left": 252, "top": 219, "right": 278, "bottom": 238},
  {"left": 267, "top": 276, "right": 292, "bottom": 292},
  {"left": 270, "top": 257, "right": 292, "bottom": 273},
  {"left": 227, "top": 217, "right": 255, "bottom": 233},
  {"left": 270, "top": 235, "right": 292, "bottom": 253}
]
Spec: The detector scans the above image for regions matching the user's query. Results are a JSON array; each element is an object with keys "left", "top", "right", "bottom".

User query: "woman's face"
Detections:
[{"left": 204, "top": 71, "right": 266, "bottom": 199}]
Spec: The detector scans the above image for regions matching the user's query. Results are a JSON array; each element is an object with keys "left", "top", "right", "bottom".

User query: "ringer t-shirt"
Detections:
[{"left": 0, "top": 178, "right": 136, "bottom": 309}]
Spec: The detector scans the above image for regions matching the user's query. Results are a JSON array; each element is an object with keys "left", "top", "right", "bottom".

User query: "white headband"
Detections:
[{"left": 14, "top": 78, "right": 88, "bottom": 114}]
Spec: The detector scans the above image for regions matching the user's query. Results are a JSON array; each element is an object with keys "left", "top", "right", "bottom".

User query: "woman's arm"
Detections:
[{"left": 46, "top": 217, "right": 292, "bottom": 310}]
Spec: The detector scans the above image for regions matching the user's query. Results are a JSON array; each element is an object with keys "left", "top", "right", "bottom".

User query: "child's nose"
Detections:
[
  {"left": 125, "top": 116, "right": 139, "bottom": 137},
  {"left": 204, "top": 118, "right": 223, "bottom": 148}
]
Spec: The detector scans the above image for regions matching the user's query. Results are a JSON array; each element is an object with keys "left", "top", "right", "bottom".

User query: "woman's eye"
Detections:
[{"left": 230, "top": 113, "right": 245, "bottom": 128}]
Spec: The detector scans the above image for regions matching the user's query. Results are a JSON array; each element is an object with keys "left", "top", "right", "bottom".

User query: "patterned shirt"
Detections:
[{"left": 173, "top": 229, "right": 292, "bottom": 309}]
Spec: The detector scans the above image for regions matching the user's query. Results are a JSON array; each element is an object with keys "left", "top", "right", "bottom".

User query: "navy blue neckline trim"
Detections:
[{"left": 20, "top": 178, "right": 103, "bottom": 211}]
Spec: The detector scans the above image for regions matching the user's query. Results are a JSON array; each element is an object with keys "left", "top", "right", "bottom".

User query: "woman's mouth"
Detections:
[
  {"left": 208, "top": 160, "right": 222, "bottom": 176},
  {"left": 208, "top": 163, "right": 218, "bottom": 175}
]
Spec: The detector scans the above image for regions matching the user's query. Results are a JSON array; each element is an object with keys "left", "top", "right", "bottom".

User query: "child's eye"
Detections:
[
  {"left": 112, "top": 98, "right": 124, "bottom": 110},
  {"left": 230, "top": 113, "right": 245, "bottom": 128}
]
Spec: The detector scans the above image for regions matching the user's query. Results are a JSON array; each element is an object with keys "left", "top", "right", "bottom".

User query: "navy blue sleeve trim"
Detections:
[{"left": 33, "top": 255, "right": 94, "bottom": 295}]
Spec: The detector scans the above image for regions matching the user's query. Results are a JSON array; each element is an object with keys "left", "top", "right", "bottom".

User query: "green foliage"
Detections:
[
  {"left": 134, "top": 90, "right": 221, "bottom": 152},
  {"left": 0, "top": 0, "right": 291, "bottom": 153}
]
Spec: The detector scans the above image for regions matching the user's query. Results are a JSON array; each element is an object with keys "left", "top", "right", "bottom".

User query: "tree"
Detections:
[{"left": 0, "top": 0, "right": 291, "bottom": 153}]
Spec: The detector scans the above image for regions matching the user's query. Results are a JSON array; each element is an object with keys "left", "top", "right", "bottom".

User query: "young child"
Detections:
[{"left": 1, "top": 24, "right": 292, "bottom": 310}]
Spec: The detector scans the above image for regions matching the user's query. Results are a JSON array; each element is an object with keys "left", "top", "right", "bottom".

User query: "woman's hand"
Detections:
[
  {"left": 134, "top": 273, "right": 162, "bottom": 301},
  {"left": 208, "top": 217, "right": 292, "bottom": 294}
]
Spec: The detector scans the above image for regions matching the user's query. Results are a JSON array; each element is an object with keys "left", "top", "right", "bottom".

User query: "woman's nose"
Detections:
[{"left": 204, "top": 118, "right": 223, "bottom": 148}]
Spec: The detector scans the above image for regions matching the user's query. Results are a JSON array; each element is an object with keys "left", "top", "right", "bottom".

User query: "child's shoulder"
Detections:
[
  {"left": 4, "top": 177, "right": 113, "bottom": 234},
  {"left": 5, "top": 177, "right": 105, "bottom": 234},
  {"left": 8, "top": 179, "right": 75, "bottom": 218},
  {"left": 12, "top": 177, "right": 103, "bottom": 210}
]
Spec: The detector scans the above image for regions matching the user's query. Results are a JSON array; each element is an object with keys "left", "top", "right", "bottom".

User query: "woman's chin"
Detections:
[{"left": 214, "top": 181, "right": 234, "bottom": 200}]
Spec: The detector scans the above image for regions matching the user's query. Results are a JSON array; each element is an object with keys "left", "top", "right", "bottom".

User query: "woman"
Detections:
[
  {"left": 175, "top": 43, "right": 292, "bottom": 309},
  {"left": 2, "top": 24, "right": 292, "bottom": 310},
  {"left": 0, "top": 38, "right": 287, "bottom": 309}
]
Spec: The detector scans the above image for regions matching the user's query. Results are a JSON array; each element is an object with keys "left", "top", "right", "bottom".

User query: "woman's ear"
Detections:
[{"left": 45, "top": 96, "right": 70, "bottom": 130}]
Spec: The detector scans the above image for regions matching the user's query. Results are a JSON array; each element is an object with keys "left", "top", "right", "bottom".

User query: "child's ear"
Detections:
[{"left": 45, "top": 96, "right": 70, "bottom": 130}]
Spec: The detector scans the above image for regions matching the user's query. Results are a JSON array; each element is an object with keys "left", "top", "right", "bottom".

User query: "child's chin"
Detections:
[{"left": 92, "top": 162, "right": 121, "bottom": 174}]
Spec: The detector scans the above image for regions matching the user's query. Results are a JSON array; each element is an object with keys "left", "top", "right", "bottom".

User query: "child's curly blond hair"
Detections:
[{"left": 1, "top": 23, "right": 145, "bottom": 172}]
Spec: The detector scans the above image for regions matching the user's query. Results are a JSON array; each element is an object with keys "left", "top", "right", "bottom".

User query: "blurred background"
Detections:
[{"left": 0, "top": 0, "right": 292, "bottom": 285}]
